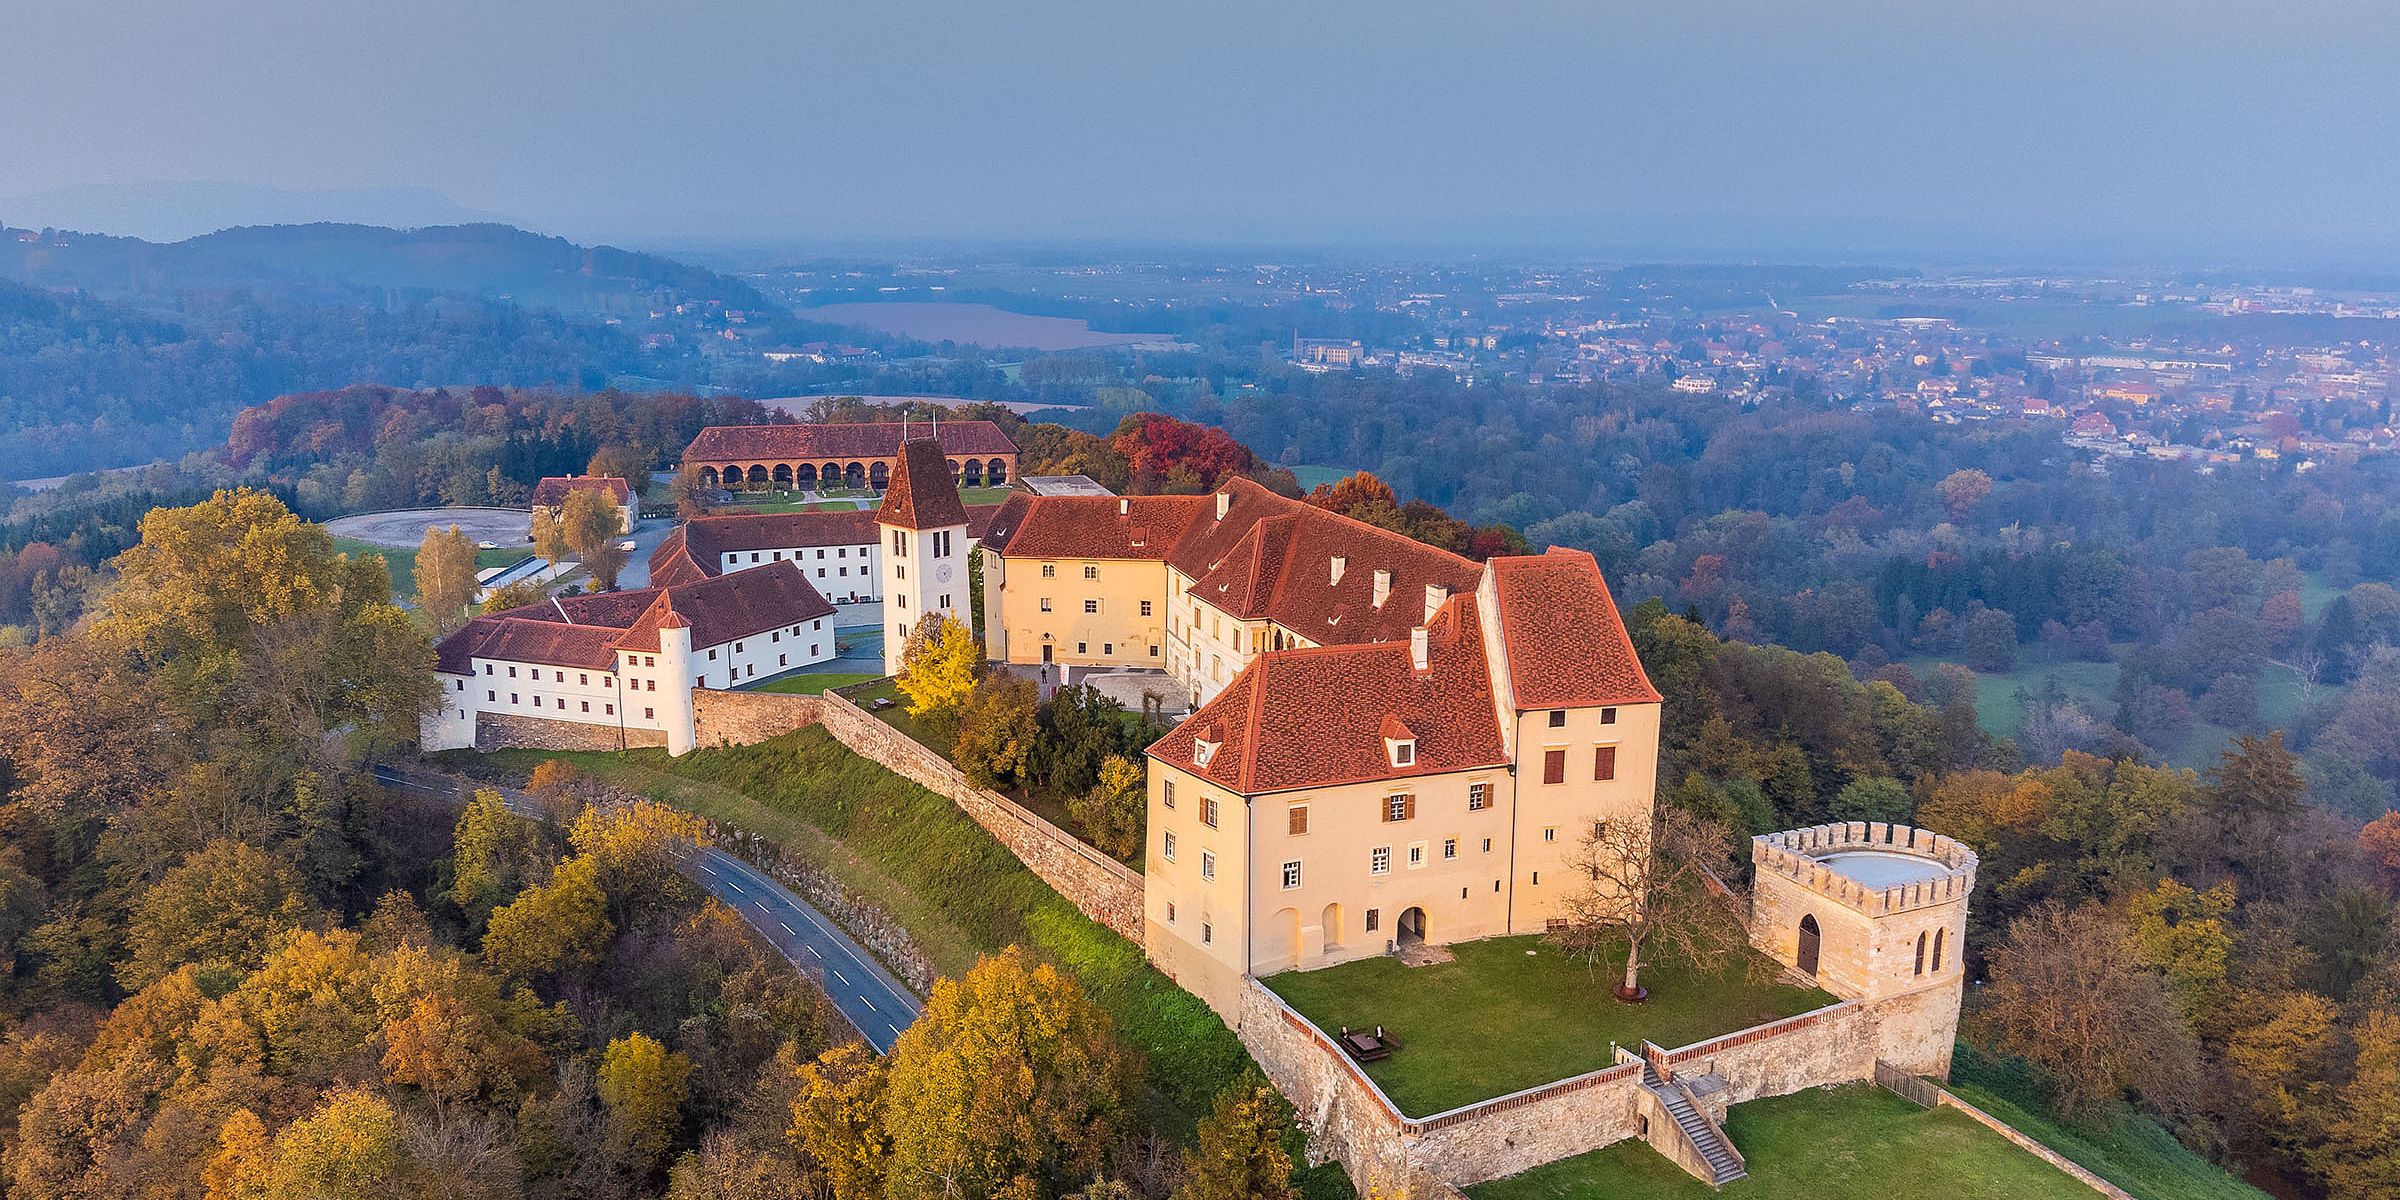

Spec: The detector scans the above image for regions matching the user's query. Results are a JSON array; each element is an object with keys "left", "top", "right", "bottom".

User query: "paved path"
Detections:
[{"left": 369, "top": 763, "right": 922, "bottom": 1051}]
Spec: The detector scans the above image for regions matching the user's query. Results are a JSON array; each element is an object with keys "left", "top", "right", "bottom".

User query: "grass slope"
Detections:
[
  {"left": 1946, "top": 1047, "right": 2268, "bottom": 1200},
  {"left": 1468, "top": 1084, "right": 2091, "bottom": 1200},
  {"left": 1265, "top": 937, "right": 1832, "bottom": 1116}
]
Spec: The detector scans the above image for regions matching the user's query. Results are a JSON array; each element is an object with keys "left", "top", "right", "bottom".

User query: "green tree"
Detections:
[
  {"left": 1069, "top": 756, "right": 1146, "bottom": 859},
  {"left": 480, "top": 855, "right": 613, "bottom": 982},
  {"left": 1173, "top": 1078, "right": 1295, "bottom": 1200},
  {"left": 269, "top": 1089, "right": 408, "bottom": 1200},
  {"left": 882, "top": 947, "right": 1135, "bottom": 1200},
  {"left": 561, "top": 487, "right": 629, "bottom": 588},
  {"left": 413, "top": 524, "right": 481, "bottom": 635},
  {"left": 598, "top": 1031, "right": 693, "bottom": 1171},
  {"left": 120, "top": 839, "right": 320, "bottom": 992},
  {"left": 448, "top": 787, "right": 543, "bottom": 929},
  {"left": 1829, "top": 776, "right": 1913, "bottom": 823}
]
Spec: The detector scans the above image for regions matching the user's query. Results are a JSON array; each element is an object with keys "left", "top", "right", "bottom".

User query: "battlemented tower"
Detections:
[{"left": 875, "top": 437, "right": 972, "bottom": 677}]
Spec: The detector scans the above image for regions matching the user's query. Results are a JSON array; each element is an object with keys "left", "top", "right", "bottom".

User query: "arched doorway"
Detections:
[
  {"left": 745, "top": 464, "right": 769, "bottom": 490},
  {"left": 1797, "top": 914, "right": 1821, "bottom": 977},
  {"left": 1320, "top": 903, "right": 1344, "bottom": 953},
  {"left": 963, "top": 460, "right": 984, "bottom": 487},
  {"left": 869, "top": 461, "right": 890, "bottom": 490},
  {"left": 698, "top": 466, "right": 719, "bottom": 488},
  {"left": 988, "top": 457, "right": 1008, "bottom": 484},
  {"left": 772, "top": 463, "right": 793, "bottom": 489},
  {"left": 795, "top": 463, "right": 818, "bottom": 490},
  {"left": 1397, "top": 906, "right": 1427, "bottom": 946},
  {"left": 844, "top": 462, "right": 866, "bottom": 489},
  {"left": 1269, "top": 907, "right": 1301, "bottom": 973},
  {"left": 822, "top": 461, "right": 843, "bottom": 490}
]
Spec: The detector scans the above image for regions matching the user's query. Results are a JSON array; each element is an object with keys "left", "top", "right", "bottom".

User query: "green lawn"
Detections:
[
  {"left": 1902, "top": 651, "right": 2333, "bottom": 770},
  {"left": 1264, "top": 937, "right": 1832, "bottom": 1116},
  {"left": 1286, "top": 464, "right": 1353, "bottom": 491},
  {"left": 1468, "top": 1084, "right": 2092, "bottom": 1199},
  {"left": 1946, "top": 1046, "right": 2267, "bottom": 1200},
  {"left": 333, "top": 537, "right": 522, "bottom": 600},
  {"left": 960, "top": 486, "right": 1014, "bottom": 505},
  {"left": 754, "top": 672, "right": 886, "bottom": 695},
  {"left": 434, "top": 728, "right": 1237, "bottom": 1136}
]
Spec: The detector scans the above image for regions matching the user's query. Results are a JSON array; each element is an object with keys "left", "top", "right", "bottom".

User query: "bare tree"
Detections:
[{"left": 1549, "top": 806, "right": 1751, "bottom": 1001}]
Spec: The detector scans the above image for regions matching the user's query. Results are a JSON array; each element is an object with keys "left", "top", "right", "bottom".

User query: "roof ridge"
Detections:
[{"left": 1238, "top": 661, "right": 1268, "bottom": 793}]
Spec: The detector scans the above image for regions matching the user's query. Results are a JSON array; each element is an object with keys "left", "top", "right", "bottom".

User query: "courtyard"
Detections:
[
  {"left": 1264, "top": 935, "right": 1832, "bottom": 1116},
  {"left": 1465, "top": 1084, "right": 2092, "bottom": 1199}
]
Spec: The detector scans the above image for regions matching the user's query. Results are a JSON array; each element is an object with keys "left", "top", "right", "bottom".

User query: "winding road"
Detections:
[{"left": 368, "top": 763, "right": 922, "bottom": 1051}]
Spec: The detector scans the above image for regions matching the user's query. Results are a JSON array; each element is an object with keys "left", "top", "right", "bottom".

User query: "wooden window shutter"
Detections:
[
  {"left": 1289, "top": 805, "right": 1308, "bottom": 835},
  {"left": 1402, "top": 794, "right": 1417, "bottom": 821},
  {"left": 1594, "top": 745, "right": 1617, "bottom": 781},
  {"left": 1543, "top": 749, "right": 1566, "bottom": 785}
]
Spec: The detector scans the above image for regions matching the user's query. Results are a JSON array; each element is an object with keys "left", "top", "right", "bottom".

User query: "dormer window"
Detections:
[
  {"left": 1193, "top": 739, "right": 1220, "bottom": 769},
  {"left": 1391, "top": 740, "right": 1416, "bottom": 767}
]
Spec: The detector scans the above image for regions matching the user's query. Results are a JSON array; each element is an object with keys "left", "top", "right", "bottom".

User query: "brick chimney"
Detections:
[
  {"left": 1330, "top": 555, "right": 1347, "bottom": 586},
  {"left": 1372, "top": 568, "right": 1392, "bottom": 608},
  {"left": 1410, "top": 626, "right": 1429, "bottom": 672}
]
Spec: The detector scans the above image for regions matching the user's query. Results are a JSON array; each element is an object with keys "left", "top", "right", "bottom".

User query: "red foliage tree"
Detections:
[{"left": 1108, "top": 414, "right": 1257, "bottom": 494}]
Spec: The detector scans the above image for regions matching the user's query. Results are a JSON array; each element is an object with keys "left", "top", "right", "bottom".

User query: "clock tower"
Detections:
[{"left": 876, "top": 436, "right": 972, "bottom": 677}]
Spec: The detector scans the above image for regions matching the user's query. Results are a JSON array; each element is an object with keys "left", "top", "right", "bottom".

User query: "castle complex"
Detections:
[{"left": 427, "top": 425, "right": 1980, "bottom": 1195}]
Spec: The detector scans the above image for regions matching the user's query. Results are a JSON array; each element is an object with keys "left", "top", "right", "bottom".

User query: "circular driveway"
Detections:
[{"left": 324, "top": 506, "right": 530, "bottom": 548}]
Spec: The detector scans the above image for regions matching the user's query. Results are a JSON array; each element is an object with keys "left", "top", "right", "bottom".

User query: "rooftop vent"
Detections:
[
  {"left": 1372, "top": 568, "right": 1392, "bottom": 608},
  {"left": 1330, "top": 555, "right": 1348, "bottom": 586}
]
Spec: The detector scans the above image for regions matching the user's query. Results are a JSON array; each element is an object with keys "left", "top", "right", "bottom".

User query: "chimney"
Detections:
[
  {"left": 1423, "top": 583, "right": 1449, "bottom": 622},
  {"left": 1330, "top": 555, "right": 1347, "bottom": 586},
  {"left": 1410, "top": 626, "right": 1429, "bottom": 672},
  {"left": 1372, "top": 568, "right": 1392, "bottom": 608},
  {"left": 1216, "top": 491, "right": 1231, "bottom": 520},
  {"left": 1120, "top": 497, "right": 1130, "bottom": 515}
]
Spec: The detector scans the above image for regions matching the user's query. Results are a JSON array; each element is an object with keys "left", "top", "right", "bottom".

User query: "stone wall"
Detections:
[
  {"left": 474, "top": 713, "right": 665, "bottom": 753},
  {"left": 691, "top": 688, "right": 824, "bottom": 749},
  {"left": 1931, "top": 1091, "right": 2134, "bottom": 1199},
  {"left": 814, "top": 691, "right": 1146, "bottom": 940}
]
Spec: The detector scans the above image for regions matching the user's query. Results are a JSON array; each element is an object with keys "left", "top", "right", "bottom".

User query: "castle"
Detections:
[{"left": 427, "top": 427, "right": 1978, "bottom": 1194}]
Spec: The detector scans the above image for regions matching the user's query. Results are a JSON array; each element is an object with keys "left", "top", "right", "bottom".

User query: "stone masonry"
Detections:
[{"left": 475, "top": 712, "right": 666, "bottom": 752}]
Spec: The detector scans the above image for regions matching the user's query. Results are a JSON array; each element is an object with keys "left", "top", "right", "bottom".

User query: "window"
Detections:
[
  {"left": 1200, "top": 850, "right": 1216, "bottom": 882},
  {"left": 644, "top": 656, "right": 654, "bottom": 667},
  {"left": 1543, "top": 826, "right": 1557, "bottom": 842},
  {"left": 1543, "top": 748, "right": 1567, "bottom": 784},
  {"left": 1915, "top": 932, "right": 1927, "bottom": 976},
  {"left": 1202, "top": 922, "right": 1213, "bottom": 945},
  {"left": 1371, "top": 847, "right": 1391, "bottom": 875},
  {"left": 1077, "top": 642, "right": 1087, "bottom": 655},
  {"left": 1282, "top": 861, "right": 1302, "bottom": 889},
  {"left": 486, "top": 689, "right": 496, "bottom": 702},
  {"left": 1482, "top": 837, "right": 1493, "bottom": 853},
  {"left": 604, "top": 704, "right": 614, "bottom": 715},
  {"left": 644, "top": 707, "right": 654, "bottom": 719},
  {"left": 510, "top": 693, "right": 519, "bottom": 704},
  {"left": 578, "top": 673, "right": 589, "bottom": 685},
  {"left": 1601, "top": 706, "right": 1618, "bottom": 724},
  {"left": 508, "top": 666, "right": 517, "bottom": 678},
  {"left": 939, "top": 594, "right": 951, "bottom": 609},
  {"left": 1083, "top": 599, "right": 1100, "bottom": 614},
  {"left": 1150, "top": 644, "right": 1160, "bottom": 657},
  {"left": 1140, "top": 600, "right": 1153, "bottom": 617},
  {"left": 772, "top": 631, "right": 781, "bottom": 643},
  {"left": 1102, "top": 643, "right": 1113, "bottom": 656},
  {"left": 1288, "top": 805, "right": 1309, "bottom": 835},
  {"left": 733, "top": 641, "right": 744, "bottom": 653},
  {"left": 647, "top": 680, "right": 657, "bottom": 691},
  {"left": 1163, "top": 780, "right": 1176, "bottom": 809},
  {"left": 1468, "top": 782, "right": 1490, "bottom": 811},
  {"left": 483, "top": 664, "right": 492, "bottom": 675},
  {"left": 1532, "top": 871, "right": 1541, "bottom": 885},
  {"left": 1042, "top": 563, "right": 1056, "bottom": 577},
  {"left": 1392, "top": 740, "right": 1415, "bottom": 767},
  {"left": 1040, "top": 597, "right": 1054, "bottom": 612},
  {"left": 1366, "top": 909, "right": 1381, "bottom": 933},
  {"left": 1444, "top": 838, "right": 1458, "bottom": 860},
  {"left": 1594, "top": 745, "right": 1617, "bottom": 781},
  {"left": 1407, "top": 843, "right": 1425, "bottom": 868},
  {"left": 1163, "top": 831, "right": 1177, "bottom": 861},
  {"left": 708, "top": 648, "right": 718, "bottom": 660},
  {"left": 1165, "top": 902, "right": 1176, "bottom": 923},
  {"left": 1201, "top": 796, "right": 1220, "bottom": 828},
  {"left": 1083, "top": 564, "right": 1099, "bottom": 580},
  {"left": 779, "top": 654, "right": 787, "bottom": 667},
  {"left": 1384, "top": 794, "right": 1416, "bottom": 822},
  {"left": 580, "top": 701, "right": 590, "bottom": 713},
  {"left": 1548, "top": 709, "right": 1566, "bottom": 727},
  {"left": 1933, "top": 928, "right": 1945, "bottom": 972}
]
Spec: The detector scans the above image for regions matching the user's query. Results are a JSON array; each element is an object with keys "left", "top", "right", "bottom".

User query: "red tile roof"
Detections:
[
  {"left": 433, "top": 563, "right": 833, "bottom": 672},
  {"left": 647, "top": 504, "right": 1003, "bottom": 586},
  {"left": 977, "top": 493, "right": 1213, "bottom": 560},
  {"left": 1148, "top": 594, "right": 1508, "bottom": 793},
  {"left": 876, "top": 438, "right": 969, "bottom": 531},
  {"left": 1487, "top": 548, "right": 1661, "bottom": 708},
  {"left": 530, "top": 475, "right": 632, "bottom": 508},
  {"left": 684, "top": 420, "right": 1017, "bottom": 462}
]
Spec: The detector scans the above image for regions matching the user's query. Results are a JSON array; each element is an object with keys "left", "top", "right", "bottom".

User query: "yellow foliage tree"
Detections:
[
  {"left": 881, "top": 946, "right": 1135, "bottom": 1200},
  {"left": 597, "top": 1031, "right": 693, "bottom": 1171},
  {"left": 789, "top": 1041, "right": 890, "bottom": 1200},
  {"left": 2312, "top": 1008, "right": 2400, "bottom": 1195},
  {"left": 2127, "top": 879, "right": 2237, "bottom": 1012},
  {"left": 1173, "top": 1078, "right": 1295, "bottom": 1200},
  {"left": 568, "top": 799, "right": 706, "bottom": 919},
  {"left": 448, "top": 787, "right": 542, "bottom": 928},
  {"left": 894, "top": 614, "right": 981, "bottom": 719},
  {"left": 268, "top": 1089, "right": 407, "bottom": 1200},
  {"left": 479, "top": 855, "right": 614, "bottom": 982},
  {"left": 202, "top": 1108, "right": 272, "bottom": 1200},
  {"left": 412, "top": 524, "right": 480, "bottom": 635},
  {"left": 120, "top": 839, "right": 321, "bottom": 993}
]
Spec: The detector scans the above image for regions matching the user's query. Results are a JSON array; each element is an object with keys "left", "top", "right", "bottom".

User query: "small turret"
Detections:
[{"left": 657, "top": 606, "right": 697, "bottom": 756}]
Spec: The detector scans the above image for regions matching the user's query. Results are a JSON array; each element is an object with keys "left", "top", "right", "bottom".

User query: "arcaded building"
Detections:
[{"left": 682, "top": 420, "right": 1018, "bottom": 492}]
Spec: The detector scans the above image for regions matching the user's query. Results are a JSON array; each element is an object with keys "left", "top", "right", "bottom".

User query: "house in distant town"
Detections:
[{"left": 530, "top": 475, "right": 637, "bottom": 534}]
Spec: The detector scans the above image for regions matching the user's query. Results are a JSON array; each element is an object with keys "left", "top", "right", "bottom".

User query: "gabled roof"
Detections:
[
  {"left": 434, "top": 562, "right": 833, "bottom": 672},
  {"left": 647, "top": 504, "right": 1003, "bottom": 586},
  {"left": 530, "top": 475, "right": 632, "bottom": 507},
  {"left": 876, "top": 438, "right": 969, "bottom": 531},
  {"left": 977, "top": 493, "right": 1213, "bottom": 560},
  {"left": 610, "top": 561, "right": 836, "bottom": 653},
  {"left": 683, "top": 420, "right": 1017, "bottom": 462},
  {"left": 1487, "top": 548, "right": 1661, "bottom": 708},
  {"left": 1148, "top": 594, "right": 1508, "bottom": 794}
]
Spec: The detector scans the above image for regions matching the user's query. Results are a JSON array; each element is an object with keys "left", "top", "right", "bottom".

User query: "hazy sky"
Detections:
[{"left": 5, "top": 0, "right": 2397, "bottom": 264}]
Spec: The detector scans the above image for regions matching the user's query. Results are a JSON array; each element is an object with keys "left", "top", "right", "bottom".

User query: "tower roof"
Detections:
[{"left": 876, "top": 437, "right": 969, "bottom": 530}]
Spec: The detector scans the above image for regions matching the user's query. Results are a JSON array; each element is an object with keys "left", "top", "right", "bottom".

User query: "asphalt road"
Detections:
[{"left": 368, "top": 763, "right": 922, "bottom": 1051}]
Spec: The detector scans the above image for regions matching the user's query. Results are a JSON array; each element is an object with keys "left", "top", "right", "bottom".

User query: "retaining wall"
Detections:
[
  {"left": 474, "top": 712, "right": 664, "bottom": 752},
  {"left": 691, "top": 687, "right": 825, "bottom": 748}
]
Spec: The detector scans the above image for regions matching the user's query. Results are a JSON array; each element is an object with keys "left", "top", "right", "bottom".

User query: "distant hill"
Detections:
[
  {"left": 0, "top": 181, "right": 512, "bottom": 242},
  {"left": 0, "top": 221, "right": 778, "bottom": 317}
]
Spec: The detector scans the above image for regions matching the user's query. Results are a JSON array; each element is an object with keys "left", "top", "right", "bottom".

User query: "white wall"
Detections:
[
  {"left": 689, "top": 617, "right": 835, "bottom": 688},
  {"left": 721, "top": 542, "right": 882, "bottom": 602}
]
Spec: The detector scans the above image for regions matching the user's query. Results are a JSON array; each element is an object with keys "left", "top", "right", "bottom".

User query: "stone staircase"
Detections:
[{"left": 1644, "top": 1065, "right": 1748, "bottom": 1187}]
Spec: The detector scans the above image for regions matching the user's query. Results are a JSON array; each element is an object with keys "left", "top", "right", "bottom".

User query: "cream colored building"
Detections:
[{"left": 1140, "top": 549, "right": 1665, "bottom": 1020}]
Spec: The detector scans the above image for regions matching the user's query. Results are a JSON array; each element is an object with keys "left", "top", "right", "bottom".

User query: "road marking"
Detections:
[
  {"left": 724, "top": 880, "right": 745, "bottom": 894},
  {"left": 779, "top": 921, "right": 795, "bottom": 935},
  {"left": 807, "top": 946, "right": 822, "bottom": 959},
  {"left": 860, "top": 997, "right": 875, "bottom": 1013},
  {"left": 887, "top": 1023, "right": 902, "bottom": 1038},
  {"left": 832, "top": 970, "right": 849, "bottom": 985}
]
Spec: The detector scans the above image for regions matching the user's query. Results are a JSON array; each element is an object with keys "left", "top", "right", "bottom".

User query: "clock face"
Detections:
[{"left": 935, "top": 562, "right": 955, "bottom": 584}]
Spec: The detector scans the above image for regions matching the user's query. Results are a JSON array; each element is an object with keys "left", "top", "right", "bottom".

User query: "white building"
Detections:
[
  {"left": 420, "top": 562, "right": 837, "bottom": 754},
  {"left": 646, "top": 505, "right": 999, "bottom": 602}
]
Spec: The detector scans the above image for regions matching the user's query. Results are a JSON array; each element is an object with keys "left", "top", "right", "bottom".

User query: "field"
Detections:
[
  {"left": 1900, "top": 649, "right": 2324, "bottom": 770},
  {"left": 1466, "top": 1084, "right": 2091, "bottom": 1199},
  {"left": 1264, "top": 936, "right": 1832, "bottom": 1116},
  {"left": 332, "top": 536, "right": 521, "bottom": 599},
  {"left": 1286, "top": 463, "right": 1353, "bottom": 491},
  {"left": 804, "top": 301, "right": 1176, "bottom": 351},
  {"left": 438, "top": 729, "right": 1242, "bottom": 1138}
]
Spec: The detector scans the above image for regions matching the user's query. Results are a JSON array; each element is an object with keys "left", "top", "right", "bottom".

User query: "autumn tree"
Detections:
[
  {"left": 531, "top": 509, "right": 570, "bottom": 566},
  {"left": 952, "top": 674, "right": 1038, "bottom": 789},
  {"left": 567, "top": 799, "right": 707, "bottom": 924},
  {"left": 121, "top": 839, "right": 321, "bottom": 992},
  {"left": 1306, "top": 471, "right": 1400, "bottom": 524},
  {"left": 2361, "top": 810, "right": 2400, "bottom": 880},
  {"left": 1936, "top": 467, "right": 1994, "bottom": 520},
  {"left": 479, "top": 855, "right": 613, "bottom": 982},
  {"left": 669, "top": 461, "right": 716, "bottom": 520},
  {"left": 481, "top": 576, "right": 551, "bottom": 613},
  {"left": 448, "top": 787, "right": 546, "bottom": 930},
  {"left": 894, "top": 614, "right": 980, "bottom": 742},
  {"left": 560, "top": 487, "right": 629, "bottom": 589},
  {"left": 270, "top": 1089, "right": 408, "bottom": 1200},
  {"left": 1976, "top": 902, "right": 2201, "bottom": 1120},
  {"left": 881, "top": 947, "right": 1136, "bottom": 1200},
  {"left": 1173, "top": 1077, "right": 1294, "bottom": 1200},
  {"left": 2312, "top": 1008, "right": 2400, "bottom": 1195},
  {"left": 587, "top": 444, "right": 647, "bottom": 485},
  {"left": 598, "top": 1031, "right": 693, "bottom": 1172},
  {"left": 789, "top": 1042, "right": 891, "bottom": 1200},
  {"left": 1549, "top": 807, "right": 1749, "bottom": 1001},
  {"left": 412, "top": 525, "right": 481, "bottom": 635},
  {"left": 1070, "top": 755, "right": 1146, "bottom": 860},
  {"left": 1108, "top": 414, "right": 1256, "bottom": 494}
]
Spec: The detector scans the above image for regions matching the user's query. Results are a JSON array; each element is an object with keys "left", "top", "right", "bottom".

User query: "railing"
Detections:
[{"left": 1873, "top": 1059, "right": 1942, "bottom": 1108}]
